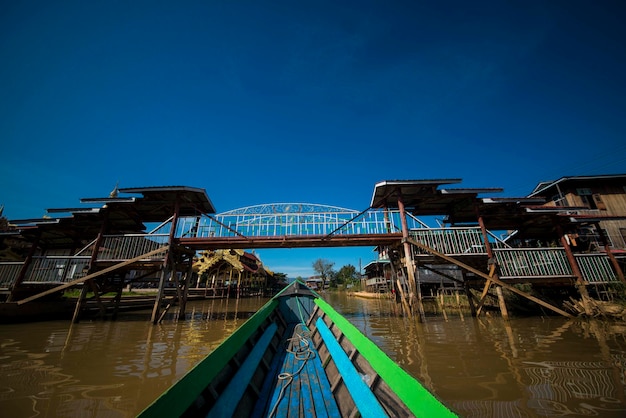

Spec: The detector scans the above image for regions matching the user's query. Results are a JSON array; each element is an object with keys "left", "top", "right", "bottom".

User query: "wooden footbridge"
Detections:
[{"left": 1, "top": 180, "right": 624, "bottom": 323}]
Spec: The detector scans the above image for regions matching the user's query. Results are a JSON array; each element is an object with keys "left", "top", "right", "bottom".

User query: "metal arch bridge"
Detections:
[{"left": 176, "top": 203, "right": 427, "bottom": 249}]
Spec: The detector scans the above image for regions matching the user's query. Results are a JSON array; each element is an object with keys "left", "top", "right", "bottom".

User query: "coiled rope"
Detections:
[{"left": 267, "top": 322, "right": 315, "bottom": 417}]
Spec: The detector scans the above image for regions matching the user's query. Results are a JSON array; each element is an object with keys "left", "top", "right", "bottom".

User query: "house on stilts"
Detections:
[{"left": 0, "top": 175, "right": 625, "bottom": 323}]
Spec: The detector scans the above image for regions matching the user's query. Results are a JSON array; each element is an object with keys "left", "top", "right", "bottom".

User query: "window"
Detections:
[
  {"left": 580, "top": 193, "right": 606, "bottom": 210},
  {"left": 580, "top": 194, "right": 597, "bottom": 209},
  {"left": 551, "top": 194, "right": 566, "bottom": 207},
  {"left": 592, "top": 194, "right": 607, "bottom": 210}
]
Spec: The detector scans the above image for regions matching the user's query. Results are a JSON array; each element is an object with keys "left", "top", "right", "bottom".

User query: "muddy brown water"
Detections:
[{"left": 1, "top": 293, "right": 625, "bottom": 417}]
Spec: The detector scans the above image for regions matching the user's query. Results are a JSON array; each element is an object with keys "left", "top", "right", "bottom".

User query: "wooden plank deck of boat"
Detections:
[{"left": 253, "top": 324, "right": 340, "bottom": 417}]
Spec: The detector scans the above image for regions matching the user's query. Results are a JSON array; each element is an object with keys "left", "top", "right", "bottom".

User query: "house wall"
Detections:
[{"left": 558, "top": 182, "right": 626, "bottom": 249}]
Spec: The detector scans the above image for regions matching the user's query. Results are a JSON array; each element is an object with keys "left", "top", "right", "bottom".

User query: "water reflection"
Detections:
[
  {"left": 1, "top": 294, "right": 626, "bottom": 417},
  {"left": 0, "top": 297, "right": 269, "bottom": 417},
  {"left": 327, "top": 293, "right": 626, "bottom": 418}
]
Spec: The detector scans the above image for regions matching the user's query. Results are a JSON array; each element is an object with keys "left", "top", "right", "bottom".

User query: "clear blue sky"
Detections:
[{"left": 2, "top": 1, "right": 625, "bottom": 277}]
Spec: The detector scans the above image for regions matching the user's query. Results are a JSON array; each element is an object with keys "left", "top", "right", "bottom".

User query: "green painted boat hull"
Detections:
[{"left": 138, "top": 280, "right": 456, "bottom": 417}]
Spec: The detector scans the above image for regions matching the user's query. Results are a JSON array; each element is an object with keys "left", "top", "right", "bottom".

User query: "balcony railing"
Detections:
[
  {"left": 575, "top": 254, "right": 617, "bottom": 284},
  {"left": 410, "top": 227, "right": 489, "bottom": 255},
  {"left": 0, "top": 262, "right": 24, "bottom": 288},
  {"left": 97, "top": 234, "right": 169, "bottom": 261},
  {"left": 23, "top": 256, "right": 91, "bottom": 283},
  {"left": 494, "top": 248, "right": 573, "bottom": 278}
]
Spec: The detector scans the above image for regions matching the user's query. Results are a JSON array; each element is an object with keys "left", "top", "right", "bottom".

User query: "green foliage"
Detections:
[{"left": 335, "top": 264, "right": 358, "bottom": 287}]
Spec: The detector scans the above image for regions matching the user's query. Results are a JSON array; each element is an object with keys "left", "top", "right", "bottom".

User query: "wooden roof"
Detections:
[
  {"left": 530, "top": 173, "right": 626, "bottom": 196},
  {"left": 369, "top": 179, "right": 588, "bottom": 239},
  {"left": 85, "top": 186, "right": 216, "bottom": 220},
  {"left": 370, "top": 179, "right": 503, "bottom": 216},
  {"left": 9, "top": 186, "right": 216, "bottom": 248}
]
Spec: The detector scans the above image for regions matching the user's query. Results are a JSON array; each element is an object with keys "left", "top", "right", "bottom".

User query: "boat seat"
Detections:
[
  {"left": 207, "top": 322, "right": 278, "bottom": 418},
  {"left": 315, "top": 317, "right": 388, "bottom": 417}
]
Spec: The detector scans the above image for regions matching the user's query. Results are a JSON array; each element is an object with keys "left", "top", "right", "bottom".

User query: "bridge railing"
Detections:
[
  {"left": 191, "top": 209, "right": 425, "bottom": 238},
  {"left": 23, "top": 256, "right": 91, "bottom": 283},
  {"left": 0, "top": 262, "right": 24, "bottom": 288}
]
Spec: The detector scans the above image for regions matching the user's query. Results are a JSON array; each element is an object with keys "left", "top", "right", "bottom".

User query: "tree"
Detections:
[
  {"left": 312, "top": 258, "right": 335, "bottom": 289},
  {"left": 336, "top": 264, "right": 358, "bottom": 288}
]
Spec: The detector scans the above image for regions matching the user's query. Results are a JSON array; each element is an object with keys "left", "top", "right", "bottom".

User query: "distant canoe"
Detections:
[
  {"left": 138, "top": 280, "right": 457, "bottom": 417},
  {"left": 350, "top": 291, "right": 393, "bottom": 299}
]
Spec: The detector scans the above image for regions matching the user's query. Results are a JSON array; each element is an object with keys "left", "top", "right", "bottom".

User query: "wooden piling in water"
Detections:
[{"left": 495, "top": 286, "right": 509, "bottom": 320}]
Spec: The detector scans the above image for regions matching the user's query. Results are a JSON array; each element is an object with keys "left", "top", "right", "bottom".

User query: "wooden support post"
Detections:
[
  {"left": 396, "top": 189, "right": 421, "bottom": 320},
  {"left": 151, "top": 266, "right": 169, "bottom": 324},
  {"left": 111, "top": 286, "right": 123, "bottom": 321},
  {"left": 214, "top": 265, "right": 221, "bottom": 296},
  {"left": 475, "top": 280, "right": 492, "bottom": 316},
  {"left": 455, "top": 289, "right": 465, "bottom": 320},
  {"left": 73, "top": 212, "right": 109, "bottom": 320},
  {"left": 151, "top": 198, "right": 180, "bottom": 324},
  {"left": 415, "top": 260, "right": 426, "bottom": 321},
  {"left": 178, "top": 258, "right": 193, "bottom": 320},
  {"left": 464, "top": 278, "right": 477, "bottom": 317},
  {"left": 495, "top": 286, "right": 509, "bottom": 320},
  {"left": 158, "top": 302, "right": 172, "bottom": 324},
  {"left": 556, "top": 224, "right": 592, "bottom": 316},
  {"left": 476, "top": 211, "right": 507, "bottom": 319},
  {"left": 172, "top": 268, "right": 182, "bottom": 305},
  {"left": 595, "top": 222, "right": 626, "bottom": 284},
  {"left": 438, "top": 290, "right": 448, "bottom": 321},
  {"left": 476, "top": 264, "right": 496, "bottom": 316},
  {"left": 88, "top": 279, "right": 107, "bottom": 319},
  {"left": 389, "top": 254, "right": 411, "bottom": 317},
  {"left": 227, "top": 269, "right": 233, "bottom": 299},
  {"left": 71, "top": 284, "right": 89, "bottom": 323},
  {"left": 237, "top": 271, "right": 242, "bottom": 299}
]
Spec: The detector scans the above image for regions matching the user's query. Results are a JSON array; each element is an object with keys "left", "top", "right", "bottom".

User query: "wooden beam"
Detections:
[
  {"left": 404, "top": 237, "right": 573, "bottom": 318},
  {"left": 16, "top": 246, "right": 169, "bottom": 305},
  {"left": 476, "top": 264, "right": 496, "bottom": 316}
]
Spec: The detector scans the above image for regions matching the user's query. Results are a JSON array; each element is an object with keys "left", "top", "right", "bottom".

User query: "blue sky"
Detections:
[{"left": 2, "top": 1, "right": 625, "bottom": 277}]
